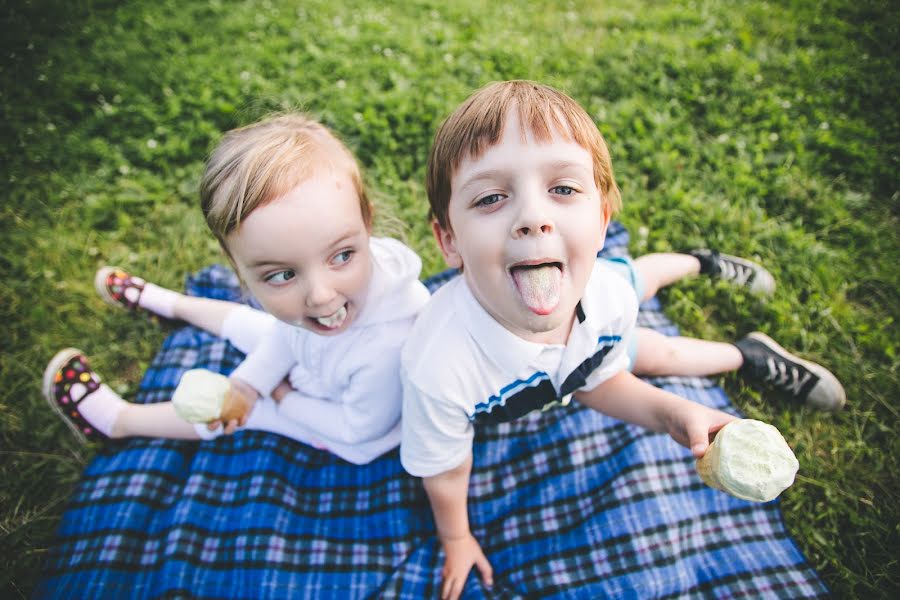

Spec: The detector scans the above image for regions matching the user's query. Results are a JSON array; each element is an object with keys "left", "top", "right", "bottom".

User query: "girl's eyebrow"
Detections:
[
  {"left": 247, "top": 258, "right": 285, "bottom": 269},
  {"left": 327, "top": 229, "right": 365, "bottom": 250}
]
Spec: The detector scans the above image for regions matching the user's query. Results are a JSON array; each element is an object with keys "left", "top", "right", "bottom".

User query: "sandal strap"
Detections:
[
  {"left": 51, "top": 354, "right": 105, "bottom": 440},
  {"left": 103, "top": 268, "right": 145, "bottom": 310}
]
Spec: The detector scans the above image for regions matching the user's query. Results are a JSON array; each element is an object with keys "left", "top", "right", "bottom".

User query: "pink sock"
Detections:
[
  {"left": 138, "top": 282, "right": 181, "bottom": 318},
  {"left": 75, "top": 384, "right": 127, "bottom": 437}
]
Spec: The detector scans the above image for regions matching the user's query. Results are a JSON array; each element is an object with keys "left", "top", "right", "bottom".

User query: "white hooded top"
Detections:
[{"left": 230, "top": 237, "right": 431, "bottom": 464}]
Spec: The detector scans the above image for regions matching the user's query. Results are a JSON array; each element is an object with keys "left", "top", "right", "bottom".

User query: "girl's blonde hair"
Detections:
[
  {"left": 426, "top": 80, "right": 622, "bottom": 230},
  {"left": 200, "top": 113, "right": 373, "bottom": 247}
]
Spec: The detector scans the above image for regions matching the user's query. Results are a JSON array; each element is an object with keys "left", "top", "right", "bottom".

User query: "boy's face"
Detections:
[
  {"left": 434, "top": 112, "right": 610, "bottom": 344},
  {"left": 226, "top": 172, "right": 373, "bottom": 336}
]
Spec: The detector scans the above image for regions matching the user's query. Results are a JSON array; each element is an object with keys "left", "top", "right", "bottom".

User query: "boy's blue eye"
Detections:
[
  {"left": 266, "top": 269, "right": 295, "bottom": 284},
  {"left": 550, "top": 185, "right": 575, "bottom": 196},
  {"left": 475, "top": 194, "right": 503, "bottom": 207},
  {"left": 332, "top": 250, "right": 353, "bottom": 265}
]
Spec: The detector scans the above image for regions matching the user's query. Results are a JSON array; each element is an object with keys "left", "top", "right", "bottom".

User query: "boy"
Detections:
[{"left": 400, "top": 81, "right": 809, "bottom": 599}]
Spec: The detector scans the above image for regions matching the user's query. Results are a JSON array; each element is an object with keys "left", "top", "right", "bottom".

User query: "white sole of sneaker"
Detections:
[
  {"left": 42, "top": 348, "right": 90, "bottom": 444},
  {"left": 747, "top": 332, "right": 846, "bottom": 411}
]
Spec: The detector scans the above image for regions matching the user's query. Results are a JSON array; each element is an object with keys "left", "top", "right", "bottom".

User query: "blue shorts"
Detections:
[{"left": 600, "top": 257, "right": 643, "bottom": 371}]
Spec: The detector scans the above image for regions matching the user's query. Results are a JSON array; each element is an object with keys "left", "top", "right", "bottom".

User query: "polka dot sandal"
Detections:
[
  {"left": 95, "top": 266, "right": 145, "bottom": 311},
  {"left": 42, "top": 348, "right": 107, "bottom": 443}
]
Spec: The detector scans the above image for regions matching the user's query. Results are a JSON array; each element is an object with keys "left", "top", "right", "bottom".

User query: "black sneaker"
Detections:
[
  {"left": 689, "top": 249, "right": 776, "bottom": 296},
  {"left": 734, "top": 332, "right": 846, "bottom": 411}
]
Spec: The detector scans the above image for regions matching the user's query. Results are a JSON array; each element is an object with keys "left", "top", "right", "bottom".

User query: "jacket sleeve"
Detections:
[
  {"left": 230, "top": 325, "right": 296, "bottom": 397},
  {"left": 274, "top": 333, "right": 405, "bottom": 445}
]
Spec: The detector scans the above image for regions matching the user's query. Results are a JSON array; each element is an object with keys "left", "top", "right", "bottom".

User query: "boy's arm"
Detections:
[
  {"left": 575, "top": 370, "right": 736, "bottom": 457},
  {"left": 423, "top": 454, "right": 493, "bottom": 600}
]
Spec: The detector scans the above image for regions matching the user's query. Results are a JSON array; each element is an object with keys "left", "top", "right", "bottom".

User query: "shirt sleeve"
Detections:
[
  {"left": 578, "top": 286, "right": 639, "bottom": 393},
  {"left": 274, "top": 347, "right": 404, "bottom": 445},
  {"left": 399, "top": 371, "right": 474, "bottom": 478},
  {"left": 229, "top": 325, "right": 296, "bottom": 397}
]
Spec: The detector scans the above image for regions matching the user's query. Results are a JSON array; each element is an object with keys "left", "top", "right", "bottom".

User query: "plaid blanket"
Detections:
[{"left": 37, "top": 222, "right": 828, "bottom": 599}]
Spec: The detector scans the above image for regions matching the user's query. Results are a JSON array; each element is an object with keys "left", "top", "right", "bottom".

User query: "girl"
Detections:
[{"left": 43, "top": 113, "right": 430, "bottom": 465}]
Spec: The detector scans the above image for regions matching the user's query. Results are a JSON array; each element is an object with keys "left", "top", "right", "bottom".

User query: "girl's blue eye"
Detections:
[
  {"left": 475, "top": 194, "right": 503, "bottom": 207},
  {"left": 266, "top": 269, "right": 295, "bottom": 284},
  {"left": 332, "top": 250, "right": 353, "bottom": 265},
  {"left": 550, "top": 185, "right": 575, "bottom": 196}
]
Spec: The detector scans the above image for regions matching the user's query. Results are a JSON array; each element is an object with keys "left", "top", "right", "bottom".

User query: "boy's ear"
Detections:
[
  {"left": 596, "top": 200, "right": 612, "bottom": 254},
  {"left": 431, "top": 219, "right": 463, "bottom": 269}
]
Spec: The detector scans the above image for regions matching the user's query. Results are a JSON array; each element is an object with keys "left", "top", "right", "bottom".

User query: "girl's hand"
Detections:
[
  {"left": 271, "top": 378, "right": 294, "bottom": 403},
  {"left": 207, "top": 378, "right": 259, "bottom": 434},
  {"left": 665, "top": 402, "right": 737, "bottom": 458},
  {"left": 440, "top": 533, "right": 493, "bottom": 600}
]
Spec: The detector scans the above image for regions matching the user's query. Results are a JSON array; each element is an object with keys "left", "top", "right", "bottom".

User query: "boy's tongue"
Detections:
[{"left": 511, "top": 264, "right": 561, "bottom": 315}]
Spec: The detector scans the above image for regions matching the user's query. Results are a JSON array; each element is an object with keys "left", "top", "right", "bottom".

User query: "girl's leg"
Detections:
[
  {"left": 43, "top": 348, "right": 199, "bottom": 442},
  {"left": 95, "top": 266, "right": 271, "bottom": 345},
  {"left": 632, "top": 327, "right": 743, "bottom": 377},
  {"left": 112, "top": 402, "right": 200, "bottom": 439}
]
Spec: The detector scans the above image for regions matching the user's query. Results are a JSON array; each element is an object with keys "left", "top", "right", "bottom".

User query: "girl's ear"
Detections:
[{"left": 431, "top": 219, "right": 463, "bottom": 269}]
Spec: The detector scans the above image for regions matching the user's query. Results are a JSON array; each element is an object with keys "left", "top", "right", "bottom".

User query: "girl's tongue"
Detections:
[{"left": 511, "top": 264, "right": 561, "bottom": 315}]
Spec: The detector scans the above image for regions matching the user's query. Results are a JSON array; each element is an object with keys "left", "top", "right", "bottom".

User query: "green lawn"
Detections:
[{"left": 2, "top": 0, "right": 897, "bottom": 596}]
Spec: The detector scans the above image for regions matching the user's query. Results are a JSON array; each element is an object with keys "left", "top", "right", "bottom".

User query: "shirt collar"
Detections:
[{"left": 454, "top": 277, "right": 570, "bottom": 376}]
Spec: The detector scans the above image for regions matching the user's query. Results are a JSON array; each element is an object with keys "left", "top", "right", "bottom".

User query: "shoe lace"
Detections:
[
  {"left": 763, "top": 356, "right": 812, "bottom": 397},
  {"left": 717, "top": 257, "right": 754, "bottom": 286}
]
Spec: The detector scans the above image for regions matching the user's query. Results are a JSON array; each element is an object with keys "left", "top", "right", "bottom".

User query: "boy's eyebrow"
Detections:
[
  {"left": 456, "top": 168, "right": 507, "bottom": 190},
  {"left": 458, "top": 160, "right": 593, "bottom": 190}
]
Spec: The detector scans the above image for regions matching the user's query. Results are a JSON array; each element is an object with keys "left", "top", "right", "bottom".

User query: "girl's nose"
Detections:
[{"left": 304, "top": 276, "right": 337, "bottom": 308}]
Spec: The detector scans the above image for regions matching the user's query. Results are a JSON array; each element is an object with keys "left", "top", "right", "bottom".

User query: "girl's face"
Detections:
[{"left": 225, "top": 171, "right": 373, "bottom": 336}]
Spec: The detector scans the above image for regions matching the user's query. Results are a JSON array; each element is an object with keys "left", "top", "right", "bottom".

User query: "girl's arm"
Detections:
[
  {"left": 230, "top": 327, "right": 296, "bottom": 397},
  {"left": 274, "top": 349, "right": 404, "bottom": 444},
  {"left": 423, "top": 454, "right": 493, "bottom": 600},
  {"left": 575, "top": 370, "right": 735, "bottom": 457}
]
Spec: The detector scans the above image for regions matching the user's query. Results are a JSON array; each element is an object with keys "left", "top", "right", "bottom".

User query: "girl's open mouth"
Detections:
[{"left": 311, "top": 304, "right": 348, "bottom": 330}]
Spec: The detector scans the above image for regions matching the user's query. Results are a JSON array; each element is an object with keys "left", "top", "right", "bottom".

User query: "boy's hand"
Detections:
[
  {"left": 440, "top": 533, "right": 493, "bottom": 600},
  {"left": 664, "top": 402, "right": 736, "bottom": 458}
]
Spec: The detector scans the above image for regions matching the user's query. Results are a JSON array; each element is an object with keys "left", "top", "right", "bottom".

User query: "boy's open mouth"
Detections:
[
  {"left": 509, "top": 261, "right": 562, "bottom": 315},
  {"left": 311, "top": 303, "right": 348, "bottom": 330}
]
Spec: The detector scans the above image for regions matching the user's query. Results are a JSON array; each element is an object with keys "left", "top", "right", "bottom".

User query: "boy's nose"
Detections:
[{"left": 511, "top": 196, "right": 554, "bottom": 239}]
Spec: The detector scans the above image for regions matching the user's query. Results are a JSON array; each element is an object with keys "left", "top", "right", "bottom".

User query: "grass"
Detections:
[{"left": 1, "top": 0, "right": 897, "bottom": 596}]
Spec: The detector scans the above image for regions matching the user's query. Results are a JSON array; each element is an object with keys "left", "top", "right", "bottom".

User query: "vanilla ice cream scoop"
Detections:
[
  {"left": 171, "top": 369, "right": 255, "bottom": 424},
  {"left": 696, "top": 419, "right": 799, "bottom": 502}
]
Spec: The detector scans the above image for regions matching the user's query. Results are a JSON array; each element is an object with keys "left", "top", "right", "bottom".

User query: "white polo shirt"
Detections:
[{"left": 400, "top": 259, "right": 638, "bottom": 478}]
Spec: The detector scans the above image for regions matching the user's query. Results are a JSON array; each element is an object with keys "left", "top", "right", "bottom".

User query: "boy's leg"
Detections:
[
  {"left": 631, "top": 251, "right": 775, "bottom": 301},
  {"left": 632, "top": 328, "right": 744, "bottom": 376},
  {"left": 43, "top": 348, "right": 199, "bottom": 443},
  {"left": 95, "top": 266, "right": 248, "bottom": 338},
  {"left": 734, "top": 332, "right": 846, "bottom": 411},
  {"left": 632, "top": 253, "right": 701, "bottom": 301},
  {"left": 632, "top": 329, "right": 846, "bottom": 411}
]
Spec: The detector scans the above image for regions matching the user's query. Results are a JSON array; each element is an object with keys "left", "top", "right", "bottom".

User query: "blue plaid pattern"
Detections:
[{"left": 37, "top": 222, "right": 828, "bottom": 598}]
